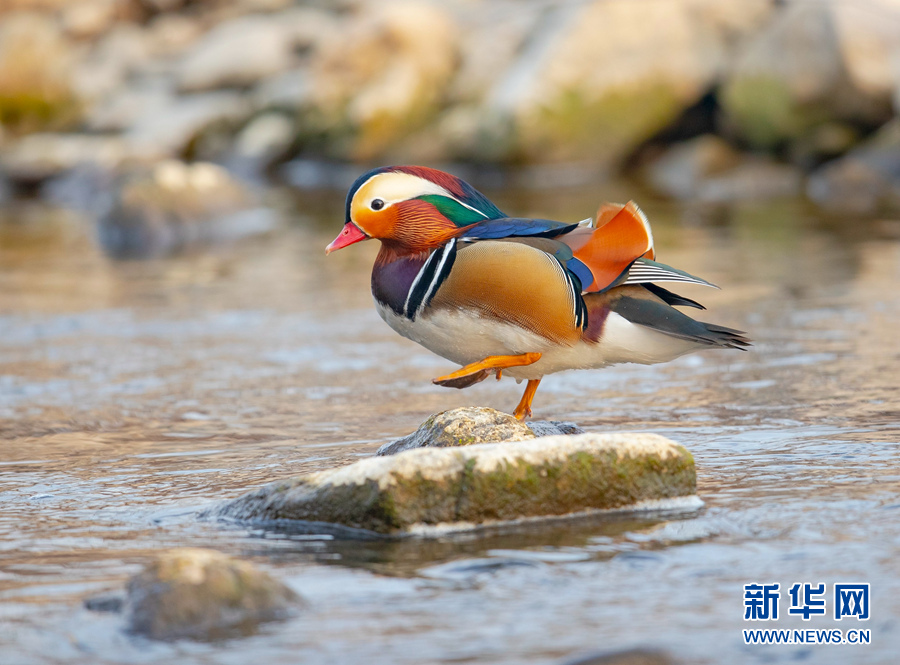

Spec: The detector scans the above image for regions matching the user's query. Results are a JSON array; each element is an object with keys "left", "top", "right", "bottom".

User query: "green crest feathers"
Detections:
[{"left": 418, "top": 195, "right": 488, "bottom": 226}]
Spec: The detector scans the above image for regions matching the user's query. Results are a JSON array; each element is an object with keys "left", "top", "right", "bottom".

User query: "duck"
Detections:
[{"left": 326, "top": 165, "right": 749, "bottom": 420}]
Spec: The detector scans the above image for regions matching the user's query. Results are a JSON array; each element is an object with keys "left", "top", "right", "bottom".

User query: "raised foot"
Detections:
[{"left": 433, "top": 353, "right": 542, "bottom": 390}]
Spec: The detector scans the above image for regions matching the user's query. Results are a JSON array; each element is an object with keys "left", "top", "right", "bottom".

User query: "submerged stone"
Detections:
[
  {"left": 216, "top": 433, "right": 697, "bottom": 536},
  {"left": 375, "top": 406, "right": 583, "bottom": 456},
  {"left": 126, "top": 548, "right": 302, "bottom": 641},
  {"left": 84, "top": 592, "right": 124, "bottom": 613}
]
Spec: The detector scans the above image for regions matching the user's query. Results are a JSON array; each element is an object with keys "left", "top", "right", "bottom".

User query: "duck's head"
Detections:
[{"left": 326, "top": 166, "right": 504, "bottom": 255}]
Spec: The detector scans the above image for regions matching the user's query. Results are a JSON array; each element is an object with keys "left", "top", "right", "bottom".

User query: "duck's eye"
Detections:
[{"left": 371, "top": 198, "right": 385, "bottom": 211}]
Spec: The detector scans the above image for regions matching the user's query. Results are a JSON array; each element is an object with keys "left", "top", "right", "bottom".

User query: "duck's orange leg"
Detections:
[
  {"left": 432, "top": 353, "right": 541, "bottom": 389},
  {"left": 513, "top": 379, "right": 541, "bottom": 420}
]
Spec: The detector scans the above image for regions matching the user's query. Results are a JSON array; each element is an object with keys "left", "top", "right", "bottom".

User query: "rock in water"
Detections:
[
  {"left": 497, "top": 0, "right": 773, "bottom": 166},
  {"left": 807, "top": 118, "right": 900, "bottom": 215},
  {"left": 720, "top": 1, "right": 893, "bottom": 150},
  {"left": 376, "top": 406, "right": 584, "bottom": 456},
  {"left": 526, "top": 420, "right": 585, "bottom": 438},
  {"left": 126, "top": 548, "right": 302, "bottom": 641},
  {"left": 644, "top": 134, "right": 801, "bottom": 203},
  {"left": 216, "top": 433, "right": 698, "bottom": 536},
  {"left": 98, "top": 160, "right": 278, "bottom": 258}
]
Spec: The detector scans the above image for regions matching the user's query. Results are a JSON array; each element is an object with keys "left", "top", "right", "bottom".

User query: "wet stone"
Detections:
[
  {"left": 84, "top": 592, "right": 125, "bottom": 613},
  {"left": 215, "top": 432, "right": 698, "bottom": 536},
  {"left": 125, "top": 548, "right": 302, "bottom": 641},
  {"left": 376, "top": 406, "right": 583, "bottom": 456}
]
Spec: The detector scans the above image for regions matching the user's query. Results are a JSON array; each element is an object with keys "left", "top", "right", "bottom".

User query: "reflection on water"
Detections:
[{"left": 1, "top": 187, "right": 899, "bottom": 664}]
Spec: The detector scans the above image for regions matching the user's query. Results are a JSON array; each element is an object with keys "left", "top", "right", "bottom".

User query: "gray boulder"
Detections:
[
  {"left": 304, "top": 1, "right": 460, "bottom": 160},
  {"left": 215, "top": 432, "right": 698, "bottom": 536},
  {"left": 807, "top": 118, "right": 900, "bottom": 215},
  {"left": 376, "top": 406, "right": 584, "bottom": 456},
  {"left": 645, "top": 135, "right": 801, "bottom": 202},
  {"left": 126, "top": 548, "right": 302, "bottom": 641},
  {"left": 124, "top": 90, "right": 251, "bottom": 161},
  {"left": 493, "top": 0, "right": 772, "bottom": 166},
  {"left": 720, "top": 1, "right": 894, "bottom": 150},
  {"left": 99, "top": 160, "right": 278, "bottom": 258},
  {"left": 176, "top": 15, "right": 296, "bottom": 92},
  {"left": 232, "top": 112, "right": 295, "bottom": 164},
  {"left": 0, "top": 133, "right": 127, "bottom": 185}
]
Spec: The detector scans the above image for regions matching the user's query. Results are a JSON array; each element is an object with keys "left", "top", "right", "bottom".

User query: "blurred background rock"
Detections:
[{"left": 1, "top": 0, "right": 900, "bottom": 255}]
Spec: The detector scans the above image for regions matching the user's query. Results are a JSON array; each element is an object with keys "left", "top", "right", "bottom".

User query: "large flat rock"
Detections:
[{"left": 214, "top": 433, "right": 698, "bottom": 536}]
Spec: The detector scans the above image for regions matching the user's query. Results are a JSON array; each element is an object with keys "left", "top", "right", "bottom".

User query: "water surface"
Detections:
[{"left": 1, "top": 187, "right": 898, "bottom": 664}]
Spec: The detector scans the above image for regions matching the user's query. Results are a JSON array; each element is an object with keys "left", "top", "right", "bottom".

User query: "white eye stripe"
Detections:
[
  {"left": 359, "top": 172, "right": 450, "bottom": 206},
  {"left": 356, "top": 172, "right": 488, "bottom": 219}
]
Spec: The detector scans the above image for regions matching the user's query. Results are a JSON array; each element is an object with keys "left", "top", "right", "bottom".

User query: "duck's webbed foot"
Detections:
[
  {"left": 432, "top": 353, "right": 541, "bottom": 390},
  {"left": 433, "top": 368, "right": 492, "bottom": 389},
  {"left": 513, "top": 378, "right": 542, "bottom": 420}
]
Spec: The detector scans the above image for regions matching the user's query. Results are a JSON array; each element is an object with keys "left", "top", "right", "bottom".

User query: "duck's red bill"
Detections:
[{"left": 326, "top": 223, "right": 369, "bottom": 254}]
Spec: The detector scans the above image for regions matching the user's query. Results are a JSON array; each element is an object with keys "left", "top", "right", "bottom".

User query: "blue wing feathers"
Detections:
[
  {"left": 463, "top": 218, "right": 578, "bottom": 239},
  {"left": 566, "top": 258, "right": 594, "bottom": 293}
]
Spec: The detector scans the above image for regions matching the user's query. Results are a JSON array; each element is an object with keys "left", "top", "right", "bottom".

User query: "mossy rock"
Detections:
[
  {"left": 515, "top": 81, "right": 686, "bottom": 165},
  {"left": 0, "top": 14, "right": 81, "bottom": 134},
  {"left": 214, "top": 433, "right": 698, "bottom": 536},
  {"left": 720, "top": 75, "right": 831, "bottom": 149}
]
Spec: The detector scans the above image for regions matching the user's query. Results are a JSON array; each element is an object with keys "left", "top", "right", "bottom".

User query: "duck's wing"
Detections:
[
  {"left": 460, "top": 217, "right": 580, "bottom": 240},
  {"left": 429, "top": 240, "right": 586, "bottom": 344},
  {"left": 460, "top": 202, "right": 715, "bottom": 301}
]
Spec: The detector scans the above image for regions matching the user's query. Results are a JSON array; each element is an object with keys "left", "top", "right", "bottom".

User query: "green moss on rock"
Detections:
[
  {"left": 720, "top": 75, "right": 831, "bottom": 149},
  {"left": 0, "top": 91, "right": 80, "bottom": 134},
  {"left": 516, "top": 82, "right": 686, "bottom": 164},
  {"left": 215, "top": 433, "right": 698, "bottom": 536}
]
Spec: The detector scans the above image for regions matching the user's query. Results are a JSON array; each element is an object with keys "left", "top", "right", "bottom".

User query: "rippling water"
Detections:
[{"left": 1, "top": 185, "right": 898, "bottom": 664}]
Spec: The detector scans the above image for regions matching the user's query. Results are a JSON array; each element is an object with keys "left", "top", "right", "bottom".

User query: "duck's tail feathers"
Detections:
[
  {"left": 695, "top": 322, "right": 752, "bottom": 350},
  {"left": 641, "top": 283, "right": 706, "bottom": 310},
  {"left": 610, "top": 293, "right": 751, "bottom": 350}
]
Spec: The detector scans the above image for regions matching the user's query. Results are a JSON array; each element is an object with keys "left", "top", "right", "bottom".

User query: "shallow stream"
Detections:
[{"left": 1, "top": 184, "right": 898, "bottom": 663}]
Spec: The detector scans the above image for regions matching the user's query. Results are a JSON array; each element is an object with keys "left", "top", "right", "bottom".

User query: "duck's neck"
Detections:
[{"left": 371, "top": 246, "right": 431, "bottom": 315}]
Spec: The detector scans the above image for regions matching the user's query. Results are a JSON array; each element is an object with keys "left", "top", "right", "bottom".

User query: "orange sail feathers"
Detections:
[{"left": 562, "top": 201, "right": 655, "bottom": 293}]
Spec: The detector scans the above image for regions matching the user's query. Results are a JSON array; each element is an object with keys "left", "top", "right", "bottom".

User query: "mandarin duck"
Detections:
[{"left": 327, "top": 166, "right": 749, "bottom": 419}]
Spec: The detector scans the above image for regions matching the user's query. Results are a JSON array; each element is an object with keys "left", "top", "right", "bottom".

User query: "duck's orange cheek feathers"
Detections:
[{"left": 351, "top": 205, "right": 398, "bottom": 240}]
